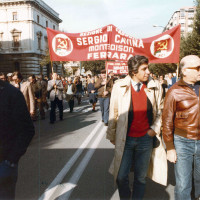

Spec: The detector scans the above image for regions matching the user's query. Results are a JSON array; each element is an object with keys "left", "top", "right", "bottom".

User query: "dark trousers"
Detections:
[
  {"left": 0, "top": 161, "right": 18, "bottom": 200},
  {"left": 50, "top": 97, "right": 63, "bottom": 123},
  {"left": 33, "top": 99, "right": 45, "bottom": 120},
  {"left": 68, "top": 99, "right": 74, "bottom": 112},
  {"left": 117, "top": 135, "right": 153, "bottom": 200},
  {"left": 99, "top": 97, "right": 110, "bottom": 123}
]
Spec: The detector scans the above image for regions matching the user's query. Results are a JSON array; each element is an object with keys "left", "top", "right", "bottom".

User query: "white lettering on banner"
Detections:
[
  {"left": 89, "top": 44, "right": 134, "bottom": 53},
  {"left": 80, "top": 28, "right": 103, "bottom": 36},
  {"left": 120, "top": 70, "right": 128, "bottom": 73},
  {"left": 87, "top": 52, "right": 133, "bottom": 60},
  {"left": 77, "top": 34, "right": 108, "bottom": 45},
  {"left": 107, "top": 25, "right": 113, "bottom": 32},
  {"left": 115, "top": 35, "right": 144, "bottom": 48},
  {"left": 113, "top": 66, "right": 125, "bottom": 70}
]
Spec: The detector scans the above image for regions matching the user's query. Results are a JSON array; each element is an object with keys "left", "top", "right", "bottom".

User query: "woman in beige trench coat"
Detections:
[{"left": 106, "top": 56, "right": 167, "bottom": 199}]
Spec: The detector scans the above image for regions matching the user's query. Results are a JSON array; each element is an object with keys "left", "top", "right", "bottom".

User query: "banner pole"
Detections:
[
  {"left": 51, "top": 61, "right": 54, "bottom": 74},
  {"left": 104, "top": 61, "right": 108, "bottom": 93},
  {"left": 176, "top": 63, "right": 179, "bottom": 81}
]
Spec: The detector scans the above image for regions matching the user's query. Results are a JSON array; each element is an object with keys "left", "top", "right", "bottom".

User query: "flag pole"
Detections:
[
  {"left": 104, "top": 61, "right": 108, "bottom": 92},
  {"left": 176, "top": 63, "right": 179, "bottom": 81},
  {"left": 51, "top": 61, "right": 54, "bottom": 74}
]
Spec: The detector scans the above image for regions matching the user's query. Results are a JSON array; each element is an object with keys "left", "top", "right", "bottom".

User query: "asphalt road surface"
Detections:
[{"left": 15, "top": 97, "right": 177, "bottom": 200}]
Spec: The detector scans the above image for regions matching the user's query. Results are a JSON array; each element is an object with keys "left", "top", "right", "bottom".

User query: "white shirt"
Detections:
[
  {"left": 67, "top": 84, "right": 73, "bottom": 95},
  {"left": 131, "top": 80, "right": 143, "bottom": 91}
]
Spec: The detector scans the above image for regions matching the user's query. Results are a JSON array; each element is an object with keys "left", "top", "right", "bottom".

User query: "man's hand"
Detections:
[
  {"left": 91, "top": 90, "right": 95, "bottom": 93},
  {"left": 167, "top": 149, "right": 177, "bottom": 163},
  {"left": 110, "top": 140, "right": 115, "bottom": 145},
  {"left": 30, "top": 111, "right": 34, "bottom": 116},
  {"left": 147, "top": 129, "right": 157, "bottom": 137},
  {"left": 103, "top": 91, "right": 108, "bottom": 96}
]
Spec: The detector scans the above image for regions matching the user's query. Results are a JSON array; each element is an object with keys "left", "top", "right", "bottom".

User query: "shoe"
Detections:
[
  {"left": 102, "top": 120, "right": 104, "bottom": 122},
  {"left": 50, "top": 121, "right": 54, "bottom": 124},
  {"left": 92, "top": 109, "right": 96, "bottom": 112},
  {"left": 104, "top": 123, "right": 108, "bottom": 126},
  {"left": 60, "top": 118, "right": 63, "bottom": 121}
]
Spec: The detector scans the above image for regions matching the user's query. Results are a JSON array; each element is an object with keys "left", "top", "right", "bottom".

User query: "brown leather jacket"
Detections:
[
  {"left": 94, "top": 77, "right": 113, "bottom": 98},
  {"left": 162, "top": 79, "right": 200, "bottom": 150}
]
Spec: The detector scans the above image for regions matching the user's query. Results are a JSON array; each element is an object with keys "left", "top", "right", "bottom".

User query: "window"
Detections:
[
  {"left": 13, "top": 35, "right": 20, "bottom": 48},
  {"left": 181, "top": 23, "right": 185, "bottom": 27},
  {"left": 12, "top": 12, "right": 17, "bottom": 21},
  {"left": 38, "top": 37, "right": 41, "bottom": 50},
  {"left": 188, "top": 12, "right": 194, "bottom": 19},
  {"left": 180, "top": 9, "right": 185, "bottom": 17},
  {"left": 10, "top": 29, "right": 21, "bottom": 50},
  {"left": 37, "top": 31, "right": 43, "bottom": 50},
  {"left": 44, "top": 36, "right": 48, "bottom": 49},
  {"left": 46, "top": 21, "right": 48, "bottom": 27},
  {"left": 53, "top": 25, "right": 55, "bottom": 30},
  {"left": 37, "top": 15, "right": 40, "bottom": 23}
]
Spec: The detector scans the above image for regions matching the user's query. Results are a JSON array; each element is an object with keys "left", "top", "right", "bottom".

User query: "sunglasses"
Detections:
[{"left": 185, "top": 67, "right": 200, "bottom": 71}]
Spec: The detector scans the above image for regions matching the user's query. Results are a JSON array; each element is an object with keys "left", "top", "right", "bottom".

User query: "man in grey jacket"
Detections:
[{"left": 47, "top": 73, "right": 64, "bottom": 124}]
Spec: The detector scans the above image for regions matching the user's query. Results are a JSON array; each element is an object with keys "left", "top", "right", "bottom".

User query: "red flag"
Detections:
[{"left": 47, "top": 24, "right": 180, "bottom": 63}]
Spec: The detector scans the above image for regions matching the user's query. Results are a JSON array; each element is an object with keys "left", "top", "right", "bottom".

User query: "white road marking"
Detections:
[
  {"left": 38, "top": 121, "right": 103, "bottom": 200},
  {"left": 57, "top": 126, "right": 107, "bottom": 200}
]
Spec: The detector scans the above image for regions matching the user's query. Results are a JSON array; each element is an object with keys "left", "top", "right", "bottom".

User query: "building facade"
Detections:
[
  {"left": 163, "top": 7, "right": 196, "bottom": 37},
  {"left": 0, "top": 0, "right": 62, "bottom": 77}
]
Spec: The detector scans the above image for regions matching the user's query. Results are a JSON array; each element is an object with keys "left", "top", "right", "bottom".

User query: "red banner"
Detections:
[
  {"left": 47, "top": 24, "right": 180, "bottom": 63},
  {"left": 106, "top": 61, "right": 128, "bottom": 75}
]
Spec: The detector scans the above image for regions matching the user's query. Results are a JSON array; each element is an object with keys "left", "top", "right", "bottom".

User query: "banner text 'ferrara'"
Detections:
[{"left": 47, "top": 24, "right": 180, "bottom": 63}]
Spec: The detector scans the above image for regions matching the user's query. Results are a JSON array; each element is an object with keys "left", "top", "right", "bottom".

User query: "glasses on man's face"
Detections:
[
  {"left": 186, "top": 67, "right": 200, "bottom": 71},
  {"left": 0, "top": 77, "right": 6, "bottom": 80}
]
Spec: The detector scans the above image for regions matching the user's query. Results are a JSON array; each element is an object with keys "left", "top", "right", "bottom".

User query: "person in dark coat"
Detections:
[
  {"left": 74, "top": 77, "right": 82, "bottom": 105},
  {"left": 0, "top": 80, "right": 35, "bottom": 200},
  {"left": 87, "top": 78, "right": 97, "bottom": 111}
]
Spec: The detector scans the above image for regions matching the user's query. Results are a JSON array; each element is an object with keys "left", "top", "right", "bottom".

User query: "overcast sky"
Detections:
[{"left": 44, "top": 0, "right": 194, "bottom": 38}]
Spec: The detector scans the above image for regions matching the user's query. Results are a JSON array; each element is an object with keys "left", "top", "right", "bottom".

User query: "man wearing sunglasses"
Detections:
[{"left": 162, "top": 55, "right": 200, "bottom": 200}]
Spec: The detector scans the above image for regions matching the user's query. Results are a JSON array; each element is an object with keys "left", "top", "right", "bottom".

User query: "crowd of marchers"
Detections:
[
  {"left": 0, "top": 70, "right": 177, "bottom": 123},
  {"left": 0, "top": 71, "right": 114, "bottom": 123},
  {"left": 0, "top": 54, "right": 200, "bottom": 200}
]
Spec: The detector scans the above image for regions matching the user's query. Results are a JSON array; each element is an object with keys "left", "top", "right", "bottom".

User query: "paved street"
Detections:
[{"left": 15, "top": 97, "right": 176, "bottom": 200}]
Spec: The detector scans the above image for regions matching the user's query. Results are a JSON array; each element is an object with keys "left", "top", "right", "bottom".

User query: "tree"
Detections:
[
  {"left": 82, "top": 60, "right": 105, "bottom": 75},
  {"left": 180, "top": 0, "right": 200, "bottom": 58},
  {"left": 40, "top": 50, "right": 51, "bottom": 67},
  {"left": 40, "top": 50, "right": 69, "bottom": 76},
  {"left": 149, "top": 63, "right": 177, "bottom": 76}
]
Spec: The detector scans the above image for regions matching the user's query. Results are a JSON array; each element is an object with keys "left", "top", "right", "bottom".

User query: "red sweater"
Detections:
[{"left": 128, "top": 84, "right": 150, "bottom": 137}]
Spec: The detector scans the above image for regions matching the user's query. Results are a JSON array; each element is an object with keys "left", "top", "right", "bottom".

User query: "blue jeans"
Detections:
[
  {"left": 174, "top": 134, "right": 200, "bottom": 200},
  {"left": 116, "top": 134, "right": 153, "bottom": 200},
  {"left": 99, "top": 97, "right": 110, "bottom": 123},
  {"left": 0, "top": 161, "right": 18, "bottom": 200}
]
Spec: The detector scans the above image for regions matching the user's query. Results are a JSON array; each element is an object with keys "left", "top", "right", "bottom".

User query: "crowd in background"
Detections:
[{"left": 0, "top": 70, "right": 178, "bottom": 123}]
